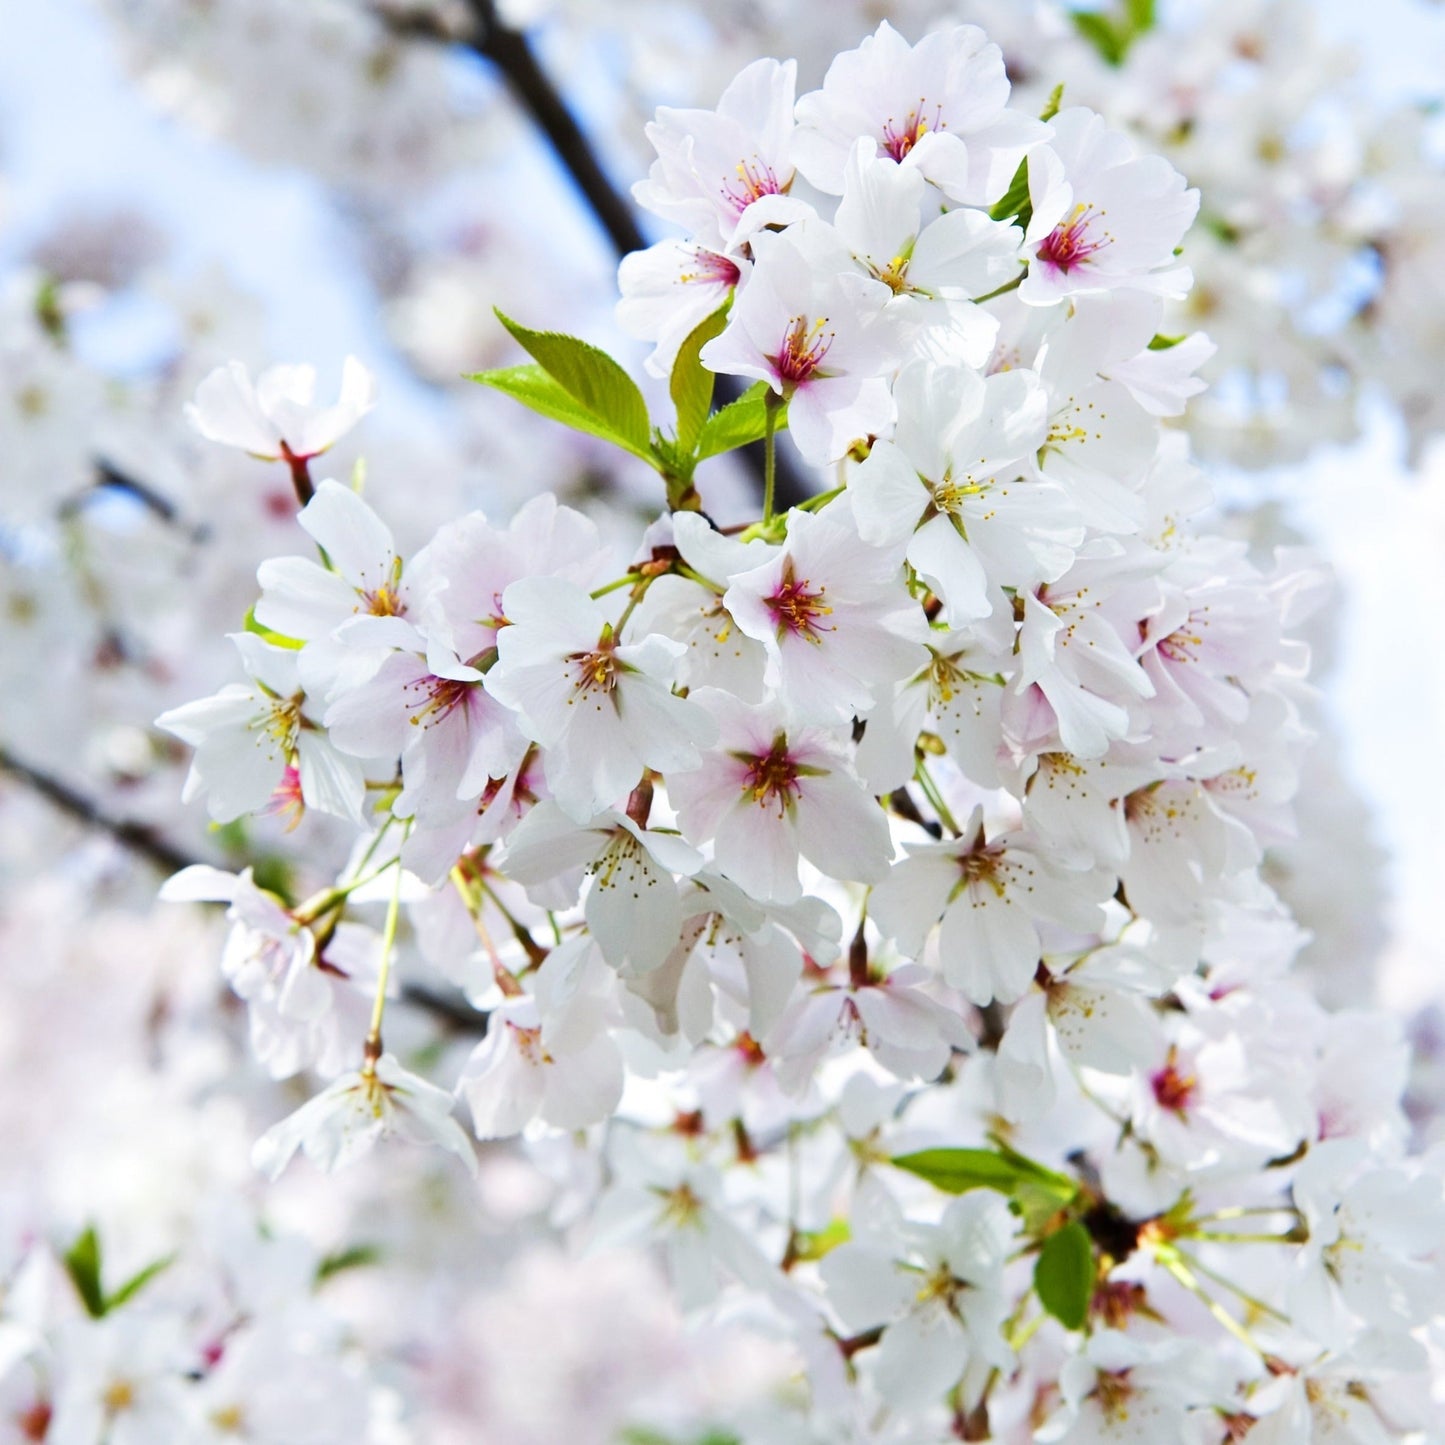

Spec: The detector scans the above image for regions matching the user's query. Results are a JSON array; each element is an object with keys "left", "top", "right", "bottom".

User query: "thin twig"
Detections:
[
  {"left": 380, "top": 0, "right": 812, "bottom": 509},
  {"left": 0, "top": 746, "right": 204, "bottom": 876}
]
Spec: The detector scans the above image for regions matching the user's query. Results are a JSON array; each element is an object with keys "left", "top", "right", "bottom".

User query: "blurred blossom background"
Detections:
[{"left": 0, "top": 0, "right": 1443, "bottom": 1439}]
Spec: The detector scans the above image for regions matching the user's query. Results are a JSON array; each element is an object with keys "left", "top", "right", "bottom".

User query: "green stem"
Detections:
[
  {"left": 762, "top": 389, "right": 784, "bottom": 525},
  {"left": 363, "top": 835, "right": 408, "bottom": 1066},
  {"left": 970, "top": 271, "right": 1026, "bottom": 305},
  {"left": 913, "top": 760, "right": 961, "bottom": 836}
]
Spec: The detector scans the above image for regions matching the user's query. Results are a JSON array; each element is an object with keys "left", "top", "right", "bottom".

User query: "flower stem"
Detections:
[
  {"left": 363, "top": 845, "right": 407, "bottom": 1068},
  {"left": 762, "top": 390, "right": 784, "bottom": 526}
]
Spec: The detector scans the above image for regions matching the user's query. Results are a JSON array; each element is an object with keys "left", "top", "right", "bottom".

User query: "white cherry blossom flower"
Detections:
[
  {"left": 458, "top": 937, "right": 625, "bottom": 1139},
  {"left": 617, "top": 240, "right": 745, "bottom": 377},
  {"left": 252, "top": 1053, "right": 477, "bottom": 1179},
  {"left": 632, "top": 57, "right": 809, "bottom": 255},
  {"left": 820, "top": 1190, "right": 1015, "bottom": 1408},
  {"left": 870, "top": 808, "right": 1110, "bottom": 1005},
  {"left": 832, "top": 139, "right": 1023, "bottom": 365},
  {"left": 721, "top": 501, "right": 929, "bottom": 726},
  {"left": 485, "top": 576, "right": 716, "bottom": 824},
  {"left": 849, "top": 360, "right": 1077, "bottom": 624},
  {"left": 766, "top": 961, "right": 971, "bottom": 1092},
  {"left": 793, "top": 21, "right": 1044, "bottom": 206},
  {"left": 1021, "top": 108, "right": 1199, "bottom": 306},
  {"left": 1036, "top": 1329, "right": 1228, "bottom": 1444},
  {"left": 497, "top": 800, "right": 703, "bottom": 976},
  {"left": 186, "top": 355, "right": 375, "bottom": 463},
  {"left": 699, "top": 227, "right": 902, "bottom": 465},
  {"left": 669, "top": 688, "right": 892, "bottom": 905},
  {"left": 253, "top": 478, "right": 410, "bottom": 644},
  {"left": 156, "top": 632, "right": 366, "bottom": 824}
]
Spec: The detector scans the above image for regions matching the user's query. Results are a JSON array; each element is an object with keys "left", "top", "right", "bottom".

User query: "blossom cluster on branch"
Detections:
[{"left": 143, "top": 22, "right": 1445, "bottom": 1442}]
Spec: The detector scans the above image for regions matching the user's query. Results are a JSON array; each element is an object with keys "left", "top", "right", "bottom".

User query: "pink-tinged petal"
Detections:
[{"left": 297, "top": 479, "right": 397, "bottom": 591}]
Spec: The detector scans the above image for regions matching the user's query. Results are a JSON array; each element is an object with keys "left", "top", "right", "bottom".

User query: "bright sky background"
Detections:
[{"left": 2, "top": 0, "right": 1444, "bottom": 1006}]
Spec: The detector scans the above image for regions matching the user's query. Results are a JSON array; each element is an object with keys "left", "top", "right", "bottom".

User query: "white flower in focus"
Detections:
[
  {"left": 870, "top": 808, "right": 1109, "bottom": 1006},
  {"left": 1021, "top": 109, "right": 1199, "bottom": 306},
  {"left": 252, "top": 1053, "right": 477, "bottom": 1179},
  {"left": 700, "top": 227, "right": 902, "bottom": 465},
  {"left": 820, "top": 1190, "right": 1015, "bottom": 1409},
  {"left": 155, "top": 632, "right": 366, "bottom": 824},
  {"left": 722, "top": 501, "right": 929, "bottom": 725},
  {"left": 850, "top": 360, "right": 1076, "bottom": 624},
  {"left": 793, "top": 21, "right": 1044, "bottom": 206},
  {"left": 186, "top": 355, "right": 375, "bottom": 462},
  {"left": 497, "top": 799, "right": 703, "bottom": 976},
  {"left": 632, "top": 57, "right": 810, "bottom": 254},
  {"left": 486, "top": 576, "right": 716, "bottom": 823},
  {"left": 669, "top": 688, "right": 893, "bottom": 905},
  {"left": 253, "top": 479, "right": 410, "bottom": 644},
  {"left": 617, "top": 240, "right": 745, "bottom": 377}
]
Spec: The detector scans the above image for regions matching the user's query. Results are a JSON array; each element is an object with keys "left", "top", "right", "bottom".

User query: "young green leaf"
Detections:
[
  {"left": 105, "top": 1253, "right": 176, "bottom": 1312},
  {"left": 63, "top": 1226, "right": 106, "bottom": 1318},
  {"left": 1125, "top": 0, "right": 1156, "bottom": 34},
  {"left": 1071, "top": 11, "right": 1126, "bottom": 66},
  {"left": 892, "top": 1147, "right": 1034, "bottom": 1195},
  {"left": 671, "top": 307, "right": 729, "bottom": 454},
  {"left": 1034, "top": 1221, "right": 1095, "bottom": 1330},
  {"left": 316, "top": 1243, "right": 382, "bottom": 1282},
  {"left": 989, "top": 157, "right": 1033, "bottom": 228},
  {"left": 695, "top": 383, "right": 788, "bottom": 460},
  {"left": 491, "top": 311, "right": 652, "bottom": 453},
  {"left": 468, "top": 364, "right": 655, "bottom": 464}
]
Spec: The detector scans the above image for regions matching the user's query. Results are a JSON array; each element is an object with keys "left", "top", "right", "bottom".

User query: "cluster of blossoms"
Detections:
[
  {"left": 155, "top": 22, "right": 1445, "bottom": 1444},
  {"left": 93, "top": 0, "right": 1445, "bottom": 469}
]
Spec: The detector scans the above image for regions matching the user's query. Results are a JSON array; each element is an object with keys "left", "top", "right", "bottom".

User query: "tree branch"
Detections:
[
  {"left": 0, "top": 746, "right": 205, "bottom": 876},
  {"left": 378, "top": 0, "right": 813, "bottom": 509}
]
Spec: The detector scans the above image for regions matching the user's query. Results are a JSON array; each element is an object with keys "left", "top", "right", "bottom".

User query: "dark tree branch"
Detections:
[
  {"left": 400, "top": 982, "right": 490, "bottom": 1035},
  {"left": 0, "top": 746, "right": 205, "bottom": 876},
  {"left": 378, "top": 0, "right": 813, "bottom": 509},
  {"left": 0, "top": 746, "right": 492, "bottom": 1038}
]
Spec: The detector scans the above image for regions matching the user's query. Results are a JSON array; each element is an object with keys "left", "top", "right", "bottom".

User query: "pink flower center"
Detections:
[
  {"left": 406, "top": 675, "right": 474, "bottom": 728},
  {"left": 679, "top": 247, "right": 742, "bottom": 289},
  {"left": 1151, "top": 1052, "right": 1197, "bottom": 1115},
  {"left": 881, "top": 102, "right": 945, "bottom": 162},
  {"left": 741, "top": 733, "right": 802, "bottom": 815},
  {"left": 765, "top": 561, "right": 833, "bottom": 642},
  {"left": 773, "top": 315, "right": 834, "bottom": 387},
  {"left": 1037, "top": 203, "right": 1113, "bottom": 274},
  {"left": 721, "top": 156, "right": 785, "bottom": 216}
]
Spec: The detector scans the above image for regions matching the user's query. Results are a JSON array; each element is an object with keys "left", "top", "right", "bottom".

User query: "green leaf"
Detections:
[
  {"left": 1040, "top": 82, "right": 1065, "bottom": 124},
  {"left": 1147, "top": 333, "right": 1185, "bottom": 350},
  {"left": 469, "top": 364, "right": 655, "bottom": 464},
  {"left": 670, "top": 307, "right": 729, "bottom": 454},
  {"left": 1071, "top": 11, "right": 1126, "bottom": 65},
  {"left": 63, "top": 1227, "right": 106, "bottom": 1318},
  {"left": 316, "top": 1243, "right": 382, "bottom": 1282},
  {"left": 892, "top": 1145, "right": 1079, "bottom": 1220},
  {"left": 1124, "top": 0, "right": 1155, "bottom": 34},
  {"left": 1034, "top": 1222, "right": 1095, "bottom": 1330},
  {"left": 790, "top": 1218, "right": 851, "bottom": 1263},
  {"left": 989, "top": 157, "right": 1032, "bottom": 228},
  {"left": 893, "top": 1147, "right": 1027, "bottom": 1194},
  {"left": 491, "top": 311, "right": 652, "bottom": 452},
  {"left": 695, "top": 383, "right": 787, "bottom": 460},
  {"left": 106, "top": 1254, "right": 176, "bottom": 1312}
]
